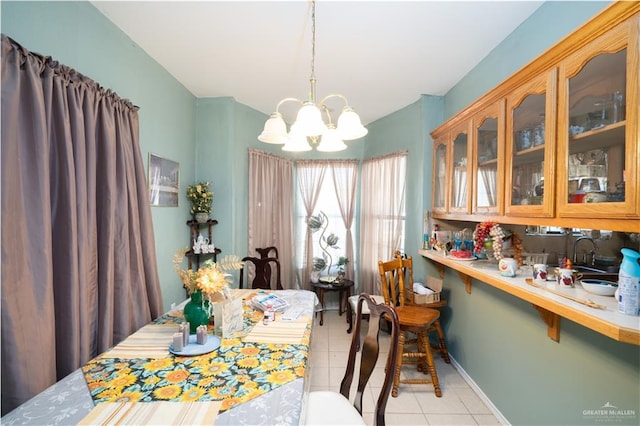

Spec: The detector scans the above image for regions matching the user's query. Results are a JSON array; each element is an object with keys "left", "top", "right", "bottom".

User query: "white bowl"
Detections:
[{"left": 580, "top": 279, "right": 617, "bottom": 296}]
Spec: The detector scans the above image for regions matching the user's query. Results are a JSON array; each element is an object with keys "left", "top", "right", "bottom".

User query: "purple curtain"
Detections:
[{"left": 1, "top": 35, "right": 163, "bottom": 414}]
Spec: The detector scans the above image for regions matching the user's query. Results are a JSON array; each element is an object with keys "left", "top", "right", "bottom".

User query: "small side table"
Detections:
[{"left": 311, "top": 279, "right": 354, "bottom": 326}]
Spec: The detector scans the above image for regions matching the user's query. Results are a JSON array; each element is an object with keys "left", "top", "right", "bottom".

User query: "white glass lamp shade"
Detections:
[
  {"left": 337, "top": 107, "right": 368, "bottom": 140},
  {"left": 317, "top": 125, "right": 347, "bottom": 152},
  {"left": 258, "top": 112, "right": 288, "bottom": 144},
  {"left": 282, "top": 126, "right": 312, "bottom": 152},
  {"left": 294, "top": 101, "right": 327, "bottom": 137}
]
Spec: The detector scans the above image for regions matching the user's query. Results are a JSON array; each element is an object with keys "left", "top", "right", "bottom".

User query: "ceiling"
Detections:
[{"left": 91, "top": 1, "right": 543, "bottom": 126}]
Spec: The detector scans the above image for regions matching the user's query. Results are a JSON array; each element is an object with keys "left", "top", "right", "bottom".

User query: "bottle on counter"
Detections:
[{"left": 617, "top": 248, "right": 640, "bottom": 316}]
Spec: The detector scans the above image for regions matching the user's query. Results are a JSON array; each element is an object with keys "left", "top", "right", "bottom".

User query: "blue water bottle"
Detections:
[{"left": 617, "top": 248, "right": 640, "bottom": 316}]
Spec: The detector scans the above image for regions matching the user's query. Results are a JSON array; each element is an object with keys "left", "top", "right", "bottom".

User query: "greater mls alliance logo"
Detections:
[{"left": 583, "top": 402, "right": 637, "bottom": 423}]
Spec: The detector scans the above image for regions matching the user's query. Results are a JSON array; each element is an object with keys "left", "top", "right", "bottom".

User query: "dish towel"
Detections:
[
  {"left": 243, "top": 319, "right": 308, "bottom": 344},
  {"left": 100, "top": 324, "right": 177, "bottom": 359},
  {"left": 77, "top": 401, "right": 221, "bottom": 425}
]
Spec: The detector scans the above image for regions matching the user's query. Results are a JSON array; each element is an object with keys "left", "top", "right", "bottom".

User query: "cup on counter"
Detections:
[
  {"left": 532, "top": 264, "right": 548, "bottom": 282},
  {"left": 556, "top": 268, "right": 582, "bottom": 288}
]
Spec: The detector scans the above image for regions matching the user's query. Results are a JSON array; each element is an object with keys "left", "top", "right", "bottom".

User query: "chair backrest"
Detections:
[
  {"left": 340, "top": 293, "right": 400, "bottom": 426},
  {"left": 394, "top": 250, "right": 416, "bottom": 304},
  {"left": 255, "top": 246, "right": 279, "bottom": 260},
  {"left": 239, "top": 256, "right": 283, "bottom": 290},
  {"left": 377, "top": 258, "right": 407, "bottom": 307}
]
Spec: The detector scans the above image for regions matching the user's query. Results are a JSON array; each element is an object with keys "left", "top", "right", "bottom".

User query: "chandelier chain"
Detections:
[{"left": 309, "top": 0, "right": 317, "bottom": 103}]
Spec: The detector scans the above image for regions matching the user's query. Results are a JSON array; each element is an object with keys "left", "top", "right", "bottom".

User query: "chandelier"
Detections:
[{"left": 258, "top": 1, "right": 367, "bottom": 152}]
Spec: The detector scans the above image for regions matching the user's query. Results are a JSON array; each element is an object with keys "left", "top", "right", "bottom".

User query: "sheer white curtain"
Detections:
[
  {"left": 453, "top": 167, "right": 467, "bottom": 208},
  {"left": 295, "top": 160, "right": 326, "bottom": 290},
  {"left": 247, "top": 149, "right": 295, "bottom": 288},
  {"left": 359, "top": 152, "right": 407, "bottom": 295},
  {"left": 478, "top": 165, "right": 497, "bottom": 207},
  {"left": 330, "top": 161, "right": 358, "bottom": 280}
]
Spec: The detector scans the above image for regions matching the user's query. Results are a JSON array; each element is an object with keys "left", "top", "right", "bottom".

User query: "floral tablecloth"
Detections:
[{"left": 3, "top": 289, "right": 319, "bottom": 426}]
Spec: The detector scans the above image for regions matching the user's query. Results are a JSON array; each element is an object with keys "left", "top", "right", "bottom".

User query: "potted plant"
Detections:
[
  {"left": 335, "top": 256, "right": 350, "bottom": 283},
  {"left": 186, "top": 181, "right": 213, "bottom": 223}
]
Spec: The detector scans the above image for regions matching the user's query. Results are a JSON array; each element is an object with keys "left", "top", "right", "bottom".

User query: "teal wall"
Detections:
[
  {"left": 1, "top": 1, "right": 197, "bottom": 311},
  {"left": 426, "top": 1, "right": 639, "bottom": 425},
  {"left": 3, "top": 1, "right": 638, "bottom": 424},
  {"left": 364, "top": 98, "right": 435, "bottom": 282}
]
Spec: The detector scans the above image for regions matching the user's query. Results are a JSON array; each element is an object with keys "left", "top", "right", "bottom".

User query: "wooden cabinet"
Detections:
[
  {"left": 429, "top": 3, "right": 640, "bottom": 232},
  {"left": 449, "top": 123, "right": 472, "bottom": 214},
  {"left": 432, "top": 136, "right": 449, "bottom": 214},
  {"left": 431, "top": 122, "right": 472, "bottom": 215},
  {"left": 472, "top": 100, "right": 505, "bottom": 216},
  {"left": 504, "top": 69, "right": 557, "bottom": 218},
  {"left": 556, "top": 18, "right": 639, "bottom": 219}
]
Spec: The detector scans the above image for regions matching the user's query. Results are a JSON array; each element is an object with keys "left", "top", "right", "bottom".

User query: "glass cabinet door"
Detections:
[
  {"left": 449, "top": 125, "right": 471, "bottom": 214},
  {"left": 472, "top": 101, "right": 504, "bottom": 215},
  {"left": 505, "top": 70, "right": 556, "bottom": 217},
  {"left": 432, "top": 137, "right": 449, "bottom": 213},
  {"left": 557, "top": 20, "right": 638, "bottom": 218}
]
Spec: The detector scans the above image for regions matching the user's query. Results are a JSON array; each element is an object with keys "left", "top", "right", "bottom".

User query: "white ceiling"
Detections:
[{"left": 91, "top": 0, "right": 543, "bottom": 125}]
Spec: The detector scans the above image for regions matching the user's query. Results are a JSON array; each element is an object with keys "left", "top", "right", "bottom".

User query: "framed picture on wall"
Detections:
[{"left": 148, "top": 153, "right": 179, "bottom": 207}]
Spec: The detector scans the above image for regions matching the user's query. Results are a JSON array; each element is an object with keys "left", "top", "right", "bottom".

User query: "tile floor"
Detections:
[{"left": 308, "top": 309, "right": 503, "bottom": 425}]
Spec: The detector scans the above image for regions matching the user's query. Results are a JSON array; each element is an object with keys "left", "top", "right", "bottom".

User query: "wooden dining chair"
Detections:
[
  {"left": 255, "top": 246, "right": 279, "bottom": 260},
  {"left": 394, "top": 251, "right": 451, "bottom": 364},
  {"left": 239, "top": 256, "right": 283, "bottom": 290},
  {"left": 346, "top": 293, "right": 385, "bottom": 334},
  {"left": 306, "top": 293, "right": 400, "bottom": 426},
  {"left": 378, "top": 258, "right": 442, "bottom": 397}
]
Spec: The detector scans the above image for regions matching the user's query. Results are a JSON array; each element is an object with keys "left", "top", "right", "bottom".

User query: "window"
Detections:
[{"left": 294, "top": 160, "right": 358, "bottom": 287}]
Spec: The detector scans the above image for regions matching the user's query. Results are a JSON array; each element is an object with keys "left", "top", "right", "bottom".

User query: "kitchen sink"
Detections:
[
  {"left": 572, "top": 266, "right": 618, "bottom": 282},
  {"left": 574, "top": 265, "right": 608, "bottom": 273}
]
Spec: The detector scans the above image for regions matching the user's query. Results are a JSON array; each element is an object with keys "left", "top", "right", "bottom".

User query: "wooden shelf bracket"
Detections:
[
  {"left": 533, "top": 304, "right": 561, "bottom": 342},
  {"left": 457, "top": 271, "right": 472, "bottom": 294}
]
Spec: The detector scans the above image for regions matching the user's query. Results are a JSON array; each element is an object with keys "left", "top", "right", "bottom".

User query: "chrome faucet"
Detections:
[{"left": 573, "top": 236, "right": 596, "bottom": 265}]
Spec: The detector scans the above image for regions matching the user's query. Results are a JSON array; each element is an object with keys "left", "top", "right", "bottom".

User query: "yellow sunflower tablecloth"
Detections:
[{"left": 81, "top": 291, "right": 312, "bottom": 414}]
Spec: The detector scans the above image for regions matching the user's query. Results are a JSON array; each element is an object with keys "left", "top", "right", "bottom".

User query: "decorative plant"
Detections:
[
  {"left": 336, "top": 256, "right": 350, "bottom": 278},
  {"left": 173, "top": 248, "right": 244, "bottom": 299},
  {"left": 186, "top": 181, "right": 213, "bottom": 215},
  {"left": 307, "top": 211, "right": 349, "bottom": 278}
]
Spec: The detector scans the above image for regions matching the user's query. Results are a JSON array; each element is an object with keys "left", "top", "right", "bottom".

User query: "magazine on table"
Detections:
[{"left": 250, "top": 293, "right": 289, "bottom": 312}]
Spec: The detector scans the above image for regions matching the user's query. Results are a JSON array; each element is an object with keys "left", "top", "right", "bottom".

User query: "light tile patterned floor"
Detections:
[{"left": 309, "top": 310, "right": 502, "bottom": 426}]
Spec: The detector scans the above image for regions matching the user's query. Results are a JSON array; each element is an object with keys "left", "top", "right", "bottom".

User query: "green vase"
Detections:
[{"left": 183, "top": 290, "right": 210, "bottom": 333}]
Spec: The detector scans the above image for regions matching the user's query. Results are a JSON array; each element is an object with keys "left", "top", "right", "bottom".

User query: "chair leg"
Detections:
[
  {"left": 433, "top": 319, "right": 451, "bottom": 364},
  {"left": 419, "top": 330, "right": 442, "bottom": 397},
  {"left": 346, "top": 302, "right": 353, "bottom": 334},
  {"left": 392, "top": 330, "right": 405, "bottom": 397}
]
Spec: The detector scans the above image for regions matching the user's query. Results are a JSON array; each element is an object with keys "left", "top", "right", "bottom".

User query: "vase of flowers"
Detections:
[
  {"left": 173, "top": 249, "right": 244, "bottom": 332},
  {"left": 183, "top": 289, "right": 210, "bottom": 333},
  {"left": 187, "top": 181, "right": 213, "bottom": 223}
]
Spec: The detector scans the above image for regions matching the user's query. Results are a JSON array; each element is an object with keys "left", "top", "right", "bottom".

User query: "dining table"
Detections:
[{"left": 2, "top": 289, "right": 320, "bottom": 426}]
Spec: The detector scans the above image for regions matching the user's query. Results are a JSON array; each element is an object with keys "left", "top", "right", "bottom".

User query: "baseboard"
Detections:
[{"left": 449, "top": 355, "right": 511, "bottom": 426}]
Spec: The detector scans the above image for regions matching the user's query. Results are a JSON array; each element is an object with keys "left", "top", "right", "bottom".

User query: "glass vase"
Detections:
[{"left": 183, "top": 290, "right": 210, "bottom": 333}]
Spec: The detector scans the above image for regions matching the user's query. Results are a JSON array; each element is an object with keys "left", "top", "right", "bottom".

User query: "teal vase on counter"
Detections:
[{"left": 183, "top": 290, "right": 210, "bottom": 333}]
